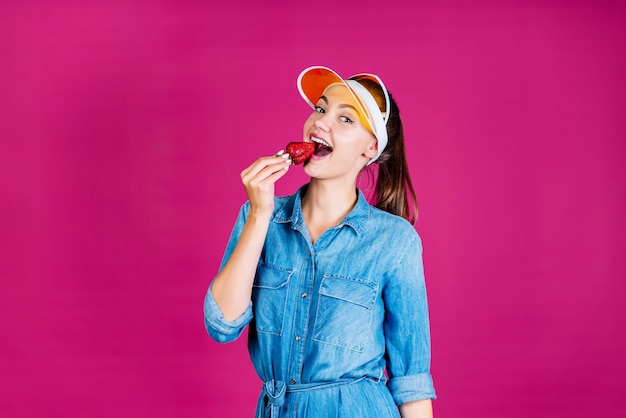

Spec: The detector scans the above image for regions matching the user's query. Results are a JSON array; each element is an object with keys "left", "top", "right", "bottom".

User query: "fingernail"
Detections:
[
  {"left": 276, "top": 150, "right": 284, "bottom": 156},
  {"left": 282, "top": 153, "right": 290, "bottom": 159}
]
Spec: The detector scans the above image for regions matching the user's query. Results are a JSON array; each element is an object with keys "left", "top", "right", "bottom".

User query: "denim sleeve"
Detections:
[
  {"left": 383, "top": 232, "right": 437, "bottom": 404},
  {"left": 203, "top": 284, "right": 253, "bottom": 343},
  {"left": 203, "top": 202, "right": 254, "bottom": 343}
]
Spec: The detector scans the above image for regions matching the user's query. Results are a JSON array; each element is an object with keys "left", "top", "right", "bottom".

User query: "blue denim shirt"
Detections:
[{"left": 204, "top": 185, "right": 436, "bottom": 416}]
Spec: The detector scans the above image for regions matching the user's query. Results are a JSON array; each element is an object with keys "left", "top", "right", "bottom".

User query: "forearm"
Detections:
[
  {"left": 398, "top": 399, "right": 433, "bottom": 418},
  {"left": 211, "top": 209, "right": 270, "bottom": 321}
]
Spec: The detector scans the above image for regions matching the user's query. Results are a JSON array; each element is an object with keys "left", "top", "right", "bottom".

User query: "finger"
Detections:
[
  {"left": 245, "top": 159, "right": 291, "bottom": 186},
  {"left": 242, "top": 156, "right": 290, "bottom": 183},
  {"left": 256, "top": 161, "right": 290, "bottom": 186},
  {"left": 241, "top": 152, "right": 290, "bottom": 179}
]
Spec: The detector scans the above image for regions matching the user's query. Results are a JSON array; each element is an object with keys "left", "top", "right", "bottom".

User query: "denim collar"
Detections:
[{"left": 272, "top": 184, "right": 371, "bottom": 235}]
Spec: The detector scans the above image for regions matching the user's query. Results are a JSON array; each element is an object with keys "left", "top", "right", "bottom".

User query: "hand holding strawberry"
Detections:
[{"left": 240, "top": 151, "right": 292, "bottom": 217}]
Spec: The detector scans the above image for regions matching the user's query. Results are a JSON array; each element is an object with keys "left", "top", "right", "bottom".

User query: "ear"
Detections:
[{"left": 363, "top": 137, "right": 378, "bottom": 159}]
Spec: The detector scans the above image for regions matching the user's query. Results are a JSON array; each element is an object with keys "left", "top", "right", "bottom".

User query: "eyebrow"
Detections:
[
  {"left": 339, "top": 103, "right": 359, "bottom": 113},
  {"left": 318, "top": 95, "right": 359, "bottom": 113}
]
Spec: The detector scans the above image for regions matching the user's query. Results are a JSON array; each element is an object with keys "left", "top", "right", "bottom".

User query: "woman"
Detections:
[{"left": 204, "top": 66, "right": 436, "bottom": 417}]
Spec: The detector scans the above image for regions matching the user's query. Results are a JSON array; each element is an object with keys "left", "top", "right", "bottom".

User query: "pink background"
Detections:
[{"left": 1, "top": 1, "right": 625, "bottom": 417}]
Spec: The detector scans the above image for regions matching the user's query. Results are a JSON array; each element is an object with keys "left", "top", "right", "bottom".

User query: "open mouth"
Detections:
[{"left": 311, "top": 136, "right": 333, "bottom": 157}]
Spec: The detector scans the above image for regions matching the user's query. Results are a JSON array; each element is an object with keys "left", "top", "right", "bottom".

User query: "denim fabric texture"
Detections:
[{"left": 204, "top": 185, "right": 436, "bottom": 417}]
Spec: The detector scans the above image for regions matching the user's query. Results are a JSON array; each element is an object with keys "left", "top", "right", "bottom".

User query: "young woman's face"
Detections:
[{"left": 302, "top": 84, "right": 378, "bottom": 181}]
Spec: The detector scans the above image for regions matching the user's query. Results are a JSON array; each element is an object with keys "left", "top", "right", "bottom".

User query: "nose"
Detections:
[{"left": 313, "top": 114, "right": 330, "bottom": 132}]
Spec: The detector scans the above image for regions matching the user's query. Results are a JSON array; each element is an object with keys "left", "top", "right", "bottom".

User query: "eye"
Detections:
[
  {"left": 314, "top": 106, "right": 325, "bottom": 113},
  {"left": 339, "top": 116, "right": 354, "bottom": 124}
]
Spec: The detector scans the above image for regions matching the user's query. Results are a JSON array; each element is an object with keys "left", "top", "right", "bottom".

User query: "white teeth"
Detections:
[{"left": 310, "top": 136, "right": 331, "bottom": 147}]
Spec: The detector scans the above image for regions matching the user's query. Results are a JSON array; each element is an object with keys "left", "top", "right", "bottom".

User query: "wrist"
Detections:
[{"left": 248, "top": 206, "right": 273, "bottom": 223}]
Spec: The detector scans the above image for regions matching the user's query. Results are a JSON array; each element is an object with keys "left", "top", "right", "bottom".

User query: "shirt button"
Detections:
[
  {"left": 295, "top": 335, "right": 301, "bottom": 341},
  {"left": 301, "top": 292, "right": 307, "bottom": 298},
  {"left": 290, "top": 378, "right": 296, "bottom": 384}
]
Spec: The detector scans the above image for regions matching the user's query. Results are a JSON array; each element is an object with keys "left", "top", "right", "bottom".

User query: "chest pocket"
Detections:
[
  {"left": 252, "top": 264, "right": 293, "bottom": 335},
  {"left": 313, "top": 275, "right": 378, "bottom": 352}
]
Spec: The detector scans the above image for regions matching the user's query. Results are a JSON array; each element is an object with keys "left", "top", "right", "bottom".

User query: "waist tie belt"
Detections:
[{"left": 255, "top": 377, "right": 368, "bottom": 418}]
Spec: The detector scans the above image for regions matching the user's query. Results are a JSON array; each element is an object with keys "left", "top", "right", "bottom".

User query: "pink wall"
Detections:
[{"left": 1, "top": 1, "right": 625, "bottom": 417}]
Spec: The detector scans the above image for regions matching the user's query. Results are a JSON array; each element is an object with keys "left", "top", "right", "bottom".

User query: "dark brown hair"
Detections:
[{"left": 359, "top": 81, "right": 418, "bottom": 224}]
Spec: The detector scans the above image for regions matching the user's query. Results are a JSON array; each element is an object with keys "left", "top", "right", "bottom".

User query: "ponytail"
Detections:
[{"left": 367, "top": 92, "right": 418, "bottom": 224}]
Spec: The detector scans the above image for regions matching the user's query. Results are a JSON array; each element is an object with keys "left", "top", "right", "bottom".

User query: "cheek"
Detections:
[
  {"left": 303, "top": 114, "right": 316, "bottom": 133},
  {"left": 342, "top": 129, "right": 375, "bottom": 149}
]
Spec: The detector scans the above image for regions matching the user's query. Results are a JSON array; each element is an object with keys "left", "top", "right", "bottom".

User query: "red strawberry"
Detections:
[{"left": 285, "top": 142, "right": 315, "bottom": 165}]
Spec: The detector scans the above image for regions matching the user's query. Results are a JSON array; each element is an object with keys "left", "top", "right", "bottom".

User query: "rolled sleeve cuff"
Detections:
[
  {"left": 387, "top": 372, "right": 437, "bottom": 404},
  {"left": 203, "top": 285, "right": 253, "bottom": 343}
]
